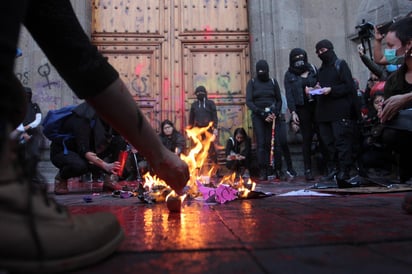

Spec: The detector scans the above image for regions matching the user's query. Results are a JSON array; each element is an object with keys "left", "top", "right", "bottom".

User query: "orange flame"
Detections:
[{"left": 142, "top": 121, "right": 256, "bottom": 200}]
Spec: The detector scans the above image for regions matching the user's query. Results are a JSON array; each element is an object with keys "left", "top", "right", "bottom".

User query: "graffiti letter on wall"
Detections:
[{"left": 38, "top": 63, "right": 58, "bottom": 89}]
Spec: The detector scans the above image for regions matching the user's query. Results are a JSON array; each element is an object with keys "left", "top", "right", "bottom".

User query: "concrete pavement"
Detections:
[{"left": 51, "top": 178, "right": 412, "bottom": 274}]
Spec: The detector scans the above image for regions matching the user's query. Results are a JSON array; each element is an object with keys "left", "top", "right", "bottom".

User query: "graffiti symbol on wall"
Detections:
[
  {"left": 194, "top": 74, "right": 239, "bottom": 101},
  {"left": 38, "top": 63, "right": 59, "bottom": 89},
  {"left": 131, "top": 76, "right": 148, "bottom": 96},
  {"left": 16, "top": 72, "right": 29, "bottom": 85}
]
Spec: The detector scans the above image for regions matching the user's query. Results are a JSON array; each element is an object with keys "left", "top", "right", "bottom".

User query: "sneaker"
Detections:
[
  {"left": 54, "top": 173, "right": 69, "bottom": 195},
  {"left": 320, "top": 168, "right": 338, "bottom": 182},
  {"left": 304, "top": 169, "right": 315, "bottom": 181},
  {"left": 286, "top": 168, "right": 297, "bottom": 178}
]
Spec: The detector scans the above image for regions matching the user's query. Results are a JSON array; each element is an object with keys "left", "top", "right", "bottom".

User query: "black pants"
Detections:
[
  {"left": 296, "top": 103, "right": 321, "bottom": 171},
  {"left": 252, "top": 114, "right": 280, "bottom": 171},
  {"left": 318, "top": 119, "right": 354, "bottom": 172},
  {"left": 273, "top": 115, "right": 292, "bottom": 171}
]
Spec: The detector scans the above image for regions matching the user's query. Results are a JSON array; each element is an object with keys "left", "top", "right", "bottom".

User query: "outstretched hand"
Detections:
[{"left": 151, "top": 148, "right": 190, "bottom": 195}]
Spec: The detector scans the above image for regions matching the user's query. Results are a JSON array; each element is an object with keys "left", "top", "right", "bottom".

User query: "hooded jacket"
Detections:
[
  {"left": 284, "top": 48, "right": 318, "bottom": 113},
  {"left": 188, "top": 86, "right": 218, "bottom": 129}
]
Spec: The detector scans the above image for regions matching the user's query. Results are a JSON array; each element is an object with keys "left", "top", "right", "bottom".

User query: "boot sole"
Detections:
[{"left": 1, "top": 229, "right": 125, "bottom": 273}]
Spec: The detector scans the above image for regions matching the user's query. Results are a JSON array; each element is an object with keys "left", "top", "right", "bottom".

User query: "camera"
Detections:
[{"left": 356, "top": 20, "right": 374, "bottom": 39}]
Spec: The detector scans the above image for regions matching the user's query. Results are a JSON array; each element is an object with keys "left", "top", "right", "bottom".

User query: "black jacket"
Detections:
[
  {"left": 159, "top": 131, "right": 186, "bottom": 155},
  {"left": 188, "top": 99, "right": 218, "bottom": 129},
  {"left": 246, "top": 77, "right": 282, "bottom": 117},
  {"left": 284, "top": 65, "right": 318, "bottom": 113},
  {"left": 316, "top": 57, "right": 356, "bottom": 122}
]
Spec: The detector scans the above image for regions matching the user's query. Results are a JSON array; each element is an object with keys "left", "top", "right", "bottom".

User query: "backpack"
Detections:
[
  {"left": 42, "top": 105, "right": 77, "bottom": 154},
  {"left": 334, "top": 59, "right": 361, "bottom": 121}
]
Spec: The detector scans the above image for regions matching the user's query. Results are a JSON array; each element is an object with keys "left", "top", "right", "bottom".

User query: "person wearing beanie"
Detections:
[
  {"left": 312, "top": 39, "right": 360, "bottom": 187},
  {"left": 246, "top": 60, "right": 282, "bottom": 181},
  {"left": 284, "top": 48, "right": 327, "bottom": 181}
]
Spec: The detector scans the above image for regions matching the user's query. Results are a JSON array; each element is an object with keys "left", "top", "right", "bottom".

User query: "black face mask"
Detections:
[
  {"left": 196, "top": 92, "right": 206, "bottom": 101},
  {"left": 256, "top": 60, "right": 270, "bottom": 81},
  {"left": 318, "top": 50, "right": 335, "bottom": 64}
]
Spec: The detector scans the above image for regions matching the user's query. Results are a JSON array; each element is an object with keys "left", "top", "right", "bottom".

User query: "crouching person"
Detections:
[
  {"left": 225, "top": 128, "right": 252, "bottom": 178},
  {"left": 50, "top": 102, "right": 125, "bottom": 194}
]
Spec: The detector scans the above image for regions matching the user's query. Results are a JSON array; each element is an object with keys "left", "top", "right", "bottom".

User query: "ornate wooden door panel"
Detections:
[{"left": 91, "top": 0, "right": 251, "bottom": 145}]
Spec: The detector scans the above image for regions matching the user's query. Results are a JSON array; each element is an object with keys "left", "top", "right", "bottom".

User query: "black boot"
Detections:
[
  {"left": 304, "top": 169, "right": 315, "bottom": 181},
  {"left": 320, "top": 167, "right": 338, "bottom": 182},
  {"left": 258, "top": 168, "right": 267, "bottom": 181},
  {"left": 336, "top": 168, "right": 359, "bottom": 188}
]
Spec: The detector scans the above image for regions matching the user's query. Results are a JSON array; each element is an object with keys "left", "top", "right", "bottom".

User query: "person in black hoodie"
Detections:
[
  {"left": 188, "top": 85, "right": 219, "bottom": 172},
  {"left": 312, "top": 39, "right": 358, "bottom": 186},
  {"left": 246, "top": 60, "right": 282, "bottom": 181},
  {"left": 285, "top": 48, "right": 323, "bottom": 181}
]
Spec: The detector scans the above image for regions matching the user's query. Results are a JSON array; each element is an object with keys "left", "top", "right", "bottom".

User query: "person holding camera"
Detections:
[
  {"left": 373, "top": 13, "right": 411, "bottom": 71},
  {"left": 246, "top": 59, "right": 282, "bottom": 181}
]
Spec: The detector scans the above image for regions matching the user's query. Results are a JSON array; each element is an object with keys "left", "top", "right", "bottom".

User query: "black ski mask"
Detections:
[
  {"left": 316, "top": 39, "right": 336, "bottom": 65},
  {"left": 288, "top": 48, "right": 309, "bottom": 75},
  {"left": 195, "top": 85, "right": 207, "bottom": 101},
  {"left": 256, "top": 60, "right": 270, "bottom": 81}
]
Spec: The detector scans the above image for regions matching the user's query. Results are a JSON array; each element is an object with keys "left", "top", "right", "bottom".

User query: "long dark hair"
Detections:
[
  {"left": 160, "top": 119, "right": 176, "bottom": 137},
  {"left": 233, "top": 127, "right": 248, "bottom": 141}
]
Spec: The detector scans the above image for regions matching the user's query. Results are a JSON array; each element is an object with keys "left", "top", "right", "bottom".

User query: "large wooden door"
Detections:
[{"left": 91, "top": 0, "right": 251, "bottom": 147}]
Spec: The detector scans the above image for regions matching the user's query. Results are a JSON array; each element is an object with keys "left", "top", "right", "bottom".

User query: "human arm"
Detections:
[
  {"left": 245, "top": 79, "right": 260, "bottom": 114},
  {"left": 174, "top": 131, "right": 186, "bottom": 155},
  {"left": 87, "top": 79, "right": 189, "bottom": 194},
  {"left": 380, "top": 93, "right": 412, "bottom": 123},
  {"left": 373, "top": 26, "right": 387, "bottom": 65},
  {"left": 210, "top": 100, "right": 218, "bottom": 132},
  {"left": 24, "top": 113, "right": 42, "bottom": 132},
  {"left": 273, "top": 79, "right": 282, "bottom": 117},
  {"left": 359, "top": 51, "right": 386, "bottom": 79},
  {"left": 284, "top": 73, "right": 300, "bottom": 124},
  {"left": 326, "top": 60, "right": 354, "bottom": 98},
  {"left": 84, "top": 151, "right": 120, "bottom": 174}
]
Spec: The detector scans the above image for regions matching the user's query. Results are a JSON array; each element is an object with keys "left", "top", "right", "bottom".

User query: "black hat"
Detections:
[
  {"left": 315, "top": 39, "right": 334, "bottom": 52},
  {"left": 195, "top": 85, "right": 207, "bottom": 94}
]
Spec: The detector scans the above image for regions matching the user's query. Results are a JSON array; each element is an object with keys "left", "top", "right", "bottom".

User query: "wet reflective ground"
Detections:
[{"left": 54, "top": 180, "right": 412, "bottom": 274}]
